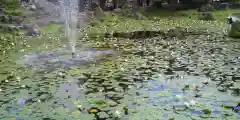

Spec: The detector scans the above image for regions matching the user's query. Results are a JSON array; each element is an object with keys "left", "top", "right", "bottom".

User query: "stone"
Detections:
[
  {"left": 6, "top": 26, "right": 22, "bottom": 32},
  {"left": 26, "top": 24, "right": 41, "bottom": 36},
  {"left": 29, "top": 4, "right": 37, "bottom": 11},
  {"left": 0, "top": 15, "right": 8, "bottom": 23},
  {"left": 134, "top": 12, "right": 145, "bottom": 20},
  {"left": 198, "top": 12, "right": 215, "bottom": 21},
  {"left": 113, "top": 8, "right": 121, "bottom": 13},
  {"left": 8, "top": 15, "right": 24, "bottom": 25},
  {"left": 227, "top": 13, "right": 240, "bottom": 38},
  {"left": 20, "top": 1, "right": 28, "bottom": 8},
  {"left": 105, "top": 0, "right": 115, "bottom": 11}
]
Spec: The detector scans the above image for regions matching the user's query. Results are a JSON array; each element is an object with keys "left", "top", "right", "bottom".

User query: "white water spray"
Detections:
[{"left": 59, "top": 0, "right": 79, "bottom": 57}]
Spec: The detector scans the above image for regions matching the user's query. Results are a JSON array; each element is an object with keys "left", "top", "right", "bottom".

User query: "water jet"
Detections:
[{"left": 59, "top": 0, "right": 79, "bottom": 55}]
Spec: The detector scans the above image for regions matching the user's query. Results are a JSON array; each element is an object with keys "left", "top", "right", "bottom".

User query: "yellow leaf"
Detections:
[{"left": 88, "top": 109, "right": 98, "bottom": 113}]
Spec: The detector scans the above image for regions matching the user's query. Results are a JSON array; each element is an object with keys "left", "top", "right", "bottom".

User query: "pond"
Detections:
[
  {"left": 0, "top": 13, "right": 240, "bottom": 120},
  {"left": 1, "top": 33, "right": 239, "bottom": 120}
]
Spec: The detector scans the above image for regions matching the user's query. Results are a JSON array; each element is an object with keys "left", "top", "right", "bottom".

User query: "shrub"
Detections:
[
  {"left": 5, "top": 9, "right": 25, "bottom": 16},
  {"left": 0, "top": 0, "right": 20, "bottom": 9}
]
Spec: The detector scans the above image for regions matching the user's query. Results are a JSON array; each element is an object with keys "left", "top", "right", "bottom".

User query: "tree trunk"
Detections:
[
  {"left": 112, "top": 0, "right": 117, "bottom": 9},
  {"left": 152, "top": 0, "right": 162, "bottom": 8},
  {"left": 138, "top": 0, "right": 143, "bottom": 7},
  {"left": 99, "top": 0, "right": 106, "bottom": 9},
  {"left": 132, "top": 0, "right": 140, "bottom": 12},
  {"left": 146, "top": 0, "right": 150, "bottom": 6},
  {"left": 169, "top": 0, "right": 177, "bottom": 12}
]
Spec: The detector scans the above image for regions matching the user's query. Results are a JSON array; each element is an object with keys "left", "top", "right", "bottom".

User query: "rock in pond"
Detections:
[{"left": 227, "top": 13, "right": 240, "bottom": 38}]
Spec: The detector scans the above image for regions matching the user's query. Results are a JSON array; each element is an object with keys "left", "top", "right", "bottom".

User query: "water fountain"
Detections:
[
  {"left": 19, "top": 0, "right": 115, "bottom": 71},
  {"left": 59, "top": 0, "right": 79, "bottom": 58}
]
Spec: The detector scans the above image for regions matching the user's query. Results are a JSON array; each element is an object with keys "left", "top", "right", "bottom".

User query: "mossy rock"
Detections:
[
  {"left": 228, "top": 24, "right": 240, "bottom": 38},
  {"left": 198, "top": 12, "right": 215, "bottom": 21},
  {"left": 0, "top": 15, "right": 9, "bottom": 23}
]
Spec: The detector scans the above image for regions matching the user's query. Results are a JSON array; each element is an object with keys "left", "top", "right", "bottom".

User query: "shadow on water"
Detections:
[{"left": 88, "top": 30, "right": 166, "bottom": 39}]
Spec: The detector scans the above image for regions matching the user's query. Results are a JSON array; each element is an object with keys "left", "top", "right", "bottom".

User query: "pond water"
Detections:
[
  {"left": 125, "top": 73, "right": 240, "bottom": 119},
  {"left": 0, "top": 30, "right": 240, "bottom": 120}
]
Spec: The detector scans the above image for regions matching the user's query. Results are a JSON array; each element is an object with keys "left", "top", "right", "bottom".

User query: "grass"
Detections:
[
  {"left": 84, "top": 9, "right": 238, "bottom": 35},
  {"left": 5, "top": 9, "right": 27, "bottom": 16},
  {"left": 41, "top": 23, "right": 62, "bottom": 34}
]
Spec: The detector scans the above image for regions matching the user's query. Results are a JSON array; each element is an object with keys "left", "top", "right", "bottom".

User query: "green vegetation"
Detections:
[
  {"left": 0, "top": 0, "right": 20, "bottom": 9},
  {"left": 0, "top": 4, "right": 240, "bottom": 120},
  {"left": 5, "top": 9, "right": 27, "bottom": 16}
]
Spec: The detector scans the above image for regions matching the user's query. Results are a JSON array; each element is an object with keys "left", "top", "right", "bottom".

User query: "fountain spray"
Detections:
[{"left": 59, "top": 0, "right": 79, "bottom": 58}]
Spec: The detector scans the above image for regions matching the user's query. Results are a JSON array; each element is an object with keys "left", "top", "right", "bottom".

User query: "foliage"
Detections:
[
  {"left": 5, "top": 9, "right": 26, "bottom": 16},
  {"left": 0, "top": 0, "right": 20, "bottom": 9},
  {"left": 232, "top": 0, "right": 240, "bottom": 3}
]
